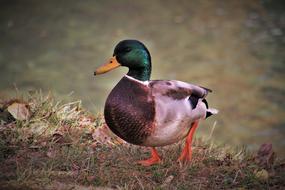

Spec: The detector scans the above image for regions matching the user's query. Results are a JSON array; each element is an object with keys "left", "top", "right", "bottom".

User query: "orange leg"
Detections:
[
  {"left": 137, "top": 147, "right": 161, "bottom": 166},
  {"left": 177, "top": 121, "right": 199, "bottom": 163}
]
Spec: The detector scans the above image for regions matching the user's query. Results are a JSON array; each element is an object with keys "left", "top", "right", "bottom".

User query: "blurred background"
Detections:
[{"left": 0, "top": 0, "right": 284, "bottom": 157}]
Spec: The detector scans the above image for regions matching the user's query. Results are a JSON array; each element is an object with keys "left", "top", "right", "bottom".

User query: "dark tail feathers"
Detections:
[{"left": 202, "top": 99, "right": 218, "bottom": 118}]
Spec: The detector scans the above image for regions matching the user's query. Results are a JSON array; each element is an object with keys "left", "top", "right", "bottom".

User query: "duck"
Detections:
[{"left": 94, "top": 39, "right": 218, "bottom": 166}]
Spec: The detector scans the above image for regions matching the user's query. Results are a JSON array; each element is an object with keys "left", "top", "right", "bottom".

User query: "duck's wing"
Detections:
[{"left": 149, "top": 80, "right": 211, "bottom": 99}]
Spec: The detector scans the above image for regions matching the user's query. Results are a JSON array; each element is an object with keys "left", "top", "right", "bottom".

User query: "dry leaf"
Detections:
[
  {"left": 255, "top": 169, "right": 269, "bottom": 181},
  {"left": 29, "top": 122, "right": 49, "bottom": 136},
  {"left": 92, "top": 124, "right": 125, "bottom": 147},
  {"left": 7, "top": 102, "right": 31, "bottom": 121}
]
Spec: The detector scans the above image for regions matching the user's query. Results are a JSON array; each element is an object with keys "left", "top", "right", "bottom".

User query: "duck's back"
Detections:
[{"left": 104, "top": 76, "right": 155, "bottom": 145}]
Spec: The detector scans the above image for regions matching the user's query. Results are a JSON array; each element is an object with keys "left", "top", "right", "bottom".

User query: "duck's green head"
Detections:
[{"left": 94, "top": 40, "right": 151, "bottom": 81}]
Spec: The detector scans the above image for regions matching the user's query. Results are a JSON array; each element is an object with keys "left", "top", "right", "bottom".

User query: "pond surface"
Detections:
[{"left": 0, "top": 0, "right": 284, "bottom": 156}]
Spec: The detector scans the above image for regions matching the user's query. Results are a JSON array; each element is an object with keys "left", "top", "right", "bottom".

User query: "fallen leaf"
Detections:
[
  {"left": 29, "top": 121, "right": 49, "bottom": 136},
  {"left": 91, "top": 124, "right": 125, "bottom": 147},
  {"left": 255, "top": 169, "right": 269, "bottom": 181},
  {"left": 7, "top": 102, "right": 31, "bottom": 121}
]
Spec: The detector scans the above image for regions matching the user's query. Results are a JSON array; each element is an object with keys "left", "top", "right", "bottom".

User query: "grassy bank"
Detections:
[{"left": 0, "top": 92, "right": 284, "bottom": 190}]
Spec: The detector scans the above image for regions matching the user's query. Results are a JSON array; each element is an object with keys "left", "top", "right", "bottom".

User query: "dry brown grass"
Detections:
[{"left": 0, "top": 92, "right": 284, "bottom": 190}]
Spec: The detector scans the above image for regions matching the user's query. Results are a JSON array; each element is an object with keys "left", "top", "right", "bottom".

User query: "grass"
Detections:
[{"left": 0, "top": 92, "right": 284, "bottom": 190}]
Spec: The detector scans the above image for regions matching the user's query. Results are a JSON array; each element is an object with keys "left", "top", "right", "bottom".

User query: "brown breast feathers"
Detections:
[{"left": 104, "top": 76, "right": 155, "bottom": 145}]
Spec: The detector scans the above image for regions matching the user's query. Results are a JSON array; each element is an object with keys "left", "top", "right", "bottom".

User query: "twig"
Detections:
[{"left": 232, "top": 169, "right": 241, "bottom": 184}]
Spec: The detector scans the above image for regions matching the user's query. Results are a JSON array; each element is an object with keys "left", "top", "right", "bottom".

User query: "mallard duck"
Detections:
[{"left": 94, "top": 40, "right": 218, "bottom": 166}]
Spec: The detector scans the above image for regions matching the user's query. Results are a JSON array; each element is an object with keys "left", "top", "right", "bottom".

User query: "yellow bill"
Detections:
[{"left": 94, "top": 56, "right": 121, "bottom": 75}]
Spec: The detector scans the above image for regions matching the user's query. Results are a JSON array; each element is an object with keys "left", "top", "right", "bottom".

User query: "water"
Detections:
[{"left": 0, "top": 0, "right": 284, "bottom": 156}]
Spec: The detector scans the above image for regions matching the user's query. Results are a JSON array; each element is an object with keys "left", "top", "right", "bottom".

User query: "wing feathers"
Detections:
[{"left": 149, "top": 80, "right": 209, "bottom": 99}]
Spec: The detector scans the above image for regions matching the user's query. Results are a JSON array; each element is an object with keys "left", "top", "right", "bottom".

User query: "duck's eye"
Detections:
[{"left": 124, "top": 47, "right": 132, "bottom": 52}]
